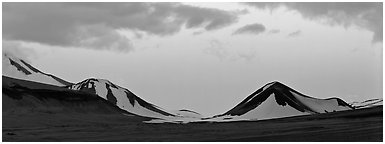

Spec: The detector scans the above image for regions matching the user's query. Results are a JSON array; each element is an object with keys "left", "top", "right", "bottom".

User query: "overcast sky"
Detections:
[{"left": 2, "top": 2, "right": 383, "bottom": 116}]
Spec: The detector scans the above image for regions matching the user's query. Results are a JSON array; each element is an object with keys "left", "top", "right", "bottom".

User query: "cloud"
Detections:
[
  {"left": 238, "top": 52, "right": 257, "bottom": 61},
  {"left": 173, "top": 4, "right": 239, "bottom": 30},
  {"left": 203, "top": 39, "right": 258, "bottom": 62},
  {"left": 192, "top": 31, "right": 204, "bottom": 35},
  {"left": 245, "top": 2, "right": 382, "bottom": 43},
  {"left": 233, "top": 23, "right": 266, "bottom": 35},
  {"left": 234, "top": 9, "right": 250, "bottom": 15},
  {"left": 287, "top": 30, "right": 301, "bottom": 37},
  {"left": 3, "top": 3, "right": 239, "bottom": 51},
  {"left": 268, "top": 29, "right": 280, "bottom": 34},
  {"left": 203, "top": 40, "right": 229, "bottom": 61},
  {"left": 74, "top": 24, "right": 133, "bottom": 52}
]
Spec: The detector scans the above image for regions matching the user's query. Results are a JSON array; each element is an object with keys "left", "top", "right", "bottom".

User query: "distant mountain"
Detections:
[
  {"left": 2, "top": 53, "right": 73, "bottom": 86},
  {"left": 2, "top": 76, "right": 147, "bottom": 119},
  {"left": 210, "top": 81, "right": 354, "bottom": 121},
  {"left": 349, "top": 98, "right": 383, "bottom": 109},
  {"left": 2, "top": 53, "right": 360, "bottom": 123},
  {"left": 66, "top": 78, "right": 179, "bottom": 119},
  {"left": 2, "top": 53, "right": 201, "bottom": 122}
]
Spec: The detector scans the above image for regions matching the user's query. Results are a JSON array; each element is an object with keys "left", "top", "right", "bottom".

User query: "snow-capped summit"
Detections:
[
  {"left": 211, "top": 81, "right": 354, "bottom": 121},
  {"left": 67, "top": 78, "right": 177, "bottom": 119},
  {"left": 2, "top": 53, "right": 73, "bottom": 86}
]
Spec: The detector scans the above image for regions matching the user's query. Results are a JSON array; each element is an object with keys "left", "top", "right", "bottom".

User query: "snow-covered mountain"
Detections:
[
  {"left": 349, "top": 98, "right": 383, "bottom": 109},
  {"left": 66, "top": 78, "right": 180, "bottom": 119},
  {"left": 210, "top": 81, "right": 354, "bottom": 122},
  {"left": 2, "top": 53, "right": 200, "bottom": 122},
  {"left": 2, "top": 76, "right": 144, "bottom": 117},
  {"left": 2, "top": 53, "right": 73, "bottom": 86},
  {"left": 2, "top": 53, "right": 360, "bottom": 123}
]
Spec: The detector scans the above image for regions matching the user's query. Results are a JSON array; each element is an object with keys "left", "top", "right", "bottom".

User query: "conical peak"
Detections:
[
  {"left": 261, "top": 81, "right": 287, "bottom": 91},
  {"left": 270, "top": 81, "right": 287, "bottom": 86}
]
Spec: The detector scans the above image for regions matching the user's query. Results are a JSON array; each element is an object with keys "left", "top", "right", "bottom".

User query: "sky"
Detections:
[{"left": 2, "top": 2, "right": 383, "bottom": 117}]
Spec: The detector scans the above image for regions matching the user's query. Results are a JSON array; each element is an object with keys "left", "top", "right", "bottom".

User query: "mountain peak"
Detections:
[
  {"left": 213, "top": 81, "right": 353, "bottom": 121},
  {"left": 268, "top": 81, "right": 290, "bottom": 88},
  {"left": 259, "top": 81, "right": 284, "bottom": 90},
  {"left": 2, "top": 53, "right": 73, "bottom": 86}
]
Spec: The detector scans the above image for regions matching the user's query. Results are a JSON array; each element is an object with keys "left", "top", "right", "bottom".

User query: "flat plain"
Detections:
[{"left": 3, "top": 105, "right": 382, "bottom": 142}]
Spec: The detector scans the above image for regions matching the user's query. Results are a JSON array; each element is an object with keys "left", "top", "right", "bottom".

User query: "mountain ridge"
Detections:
[{"left": 3, "top": 53, "right": 377, "bottom": 123}]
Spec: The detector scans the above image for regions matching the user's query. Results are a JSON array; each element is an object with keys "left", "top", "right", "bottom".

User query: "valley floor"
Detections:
[{"left": 3, "top": 106, "right": 383, "bottom": 142}]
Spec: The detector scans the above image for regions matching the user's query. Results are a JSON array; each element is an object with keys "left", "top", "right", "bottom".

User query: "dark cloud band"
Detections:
[
  {"left": 3, "top": 3, "right": 239, "bottom": 51},
  {"left": 233, "top": 23, "right": 266, "bottom": 35},
  {"left": 245, "top": 2, "right": 382, "bottom": 43}
]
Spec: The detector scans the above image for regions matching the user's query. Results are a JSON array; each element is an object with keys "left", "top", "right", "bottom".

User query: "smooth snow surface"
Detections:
[
  {"left": 237, "top": 93, "right": 307, "bottom": 120},
  {"left": 290, "top": 91, "right": 352, "bottom": 113}
]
